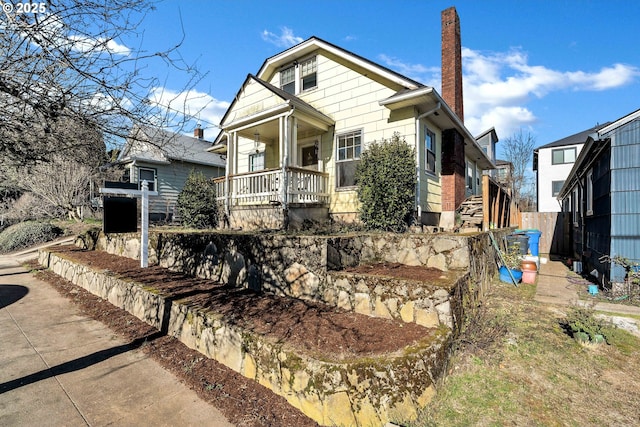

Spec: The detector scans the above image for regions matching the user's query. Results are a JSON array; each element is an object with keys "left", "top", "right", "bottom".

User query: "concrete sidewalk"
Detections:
[
  {"left": 535, "top": 257, "right": 640, "bottom": 336},
  {"left": 0, "top": 253, "right": 233, "bottom": 427}
]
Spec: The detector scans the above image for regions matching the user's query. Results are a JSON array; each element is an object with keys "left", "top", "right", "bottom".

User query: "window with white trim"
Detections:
[
  {"left": 336, "top": 130, "right": 362, "bottom": 188},
  {"left": 138, "top": 167, "right": 156, "bottom": 191},
  {"left": 280, "top": 66, "right": 295, "bottom": 94},
  {"left": 300, "top": 57, "right": 317, "bottom": 91},
  {"left": 280, "top": 56, "right": 317, "bottom": 95},
  {"left": 424, "top": 125, "right": 436, "bottom": 174},
  {"left": 552, "top": 147, "right": 576, "bottom": 165},
  {"left": 586, "top": 170, "right": 593, "bottom": 215},
  {"left": 249, "top": 152, "right": 265, "bottom": 172}
]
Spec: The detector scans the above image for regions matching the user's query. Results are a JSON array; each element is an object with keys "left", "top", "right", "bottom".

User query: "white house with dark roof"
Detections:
[
  {"left": 533, "top": 123, "right": 609, "bottom": 212},
  {"left": 117, "top": 125, "right": 226, "bottom": 221}
]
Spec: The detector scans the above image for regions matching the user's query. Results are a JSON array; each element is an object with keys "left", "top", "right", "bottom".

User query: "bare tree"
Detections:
[
  {"left": 15, "top": 155, "right": 95, "bottom": 220},
  {"left": 0, "top": 0, "right": 204, "bottom": 166},
  {"left": 502, "top": 129, "right": 536, "bottom": 208}
]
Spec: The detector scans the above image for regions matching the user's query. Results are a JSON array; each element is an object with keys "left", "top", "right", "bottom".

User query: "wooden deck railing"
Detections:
[
  {"left": 482, "top": 174, "right": 520, "bottom": 230},
  {"left": 213, "top": 167, "right": 329, "bottom": 207}
]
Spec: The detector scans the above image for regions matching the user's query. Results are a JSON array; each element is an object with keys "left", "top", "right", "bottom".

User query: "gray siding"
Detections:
[
  {"left": 609, "top": 119, "right": 640, "bottom": 281},
  {"left": 134, "top": 161, "right": 224, "bottom": 220}
]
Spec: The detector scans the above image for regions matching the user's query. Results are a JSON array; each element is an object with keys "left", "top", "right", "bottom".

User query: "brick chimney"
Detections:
[
  {"left": 439, "top": 6, "right": 467, "bottom": 229},
  {"left": 194, "top": 124, "right": 204, "bottom": 139},
  {"left": 441, "top": 6, "right": 463, "bottom": 122}
]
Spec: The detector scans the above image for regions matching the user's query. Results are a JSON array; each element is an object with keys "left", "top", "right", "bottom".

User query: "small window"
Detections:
[
  {"left": 336, "top": 130, "right": 362, "bottom": 188},
  {"left": 424, "top": 126, "right": 436, "bottom": 174},
  {"left": 300, "top": 57, "right": 317, "bottom": 91},
  {"left": 249, "top": 152, "right": 265, "bottom": 172},
  {"left": 466, "top": 161, "right": 474, "bottom": 189},
  {"left": 552, "top": 180, "right": 564, "bottom": 197},
  {"left": 586, "top": 171, "right": 593, "bottom": 215},
  {"left": 573, "top": 187, "right": 580, "bottom": 225},
  {"left": 280, "top": 66, "right": 295, "bottom": 94},
  {"left": 552, "top": 147, "right": 577, "bottom": 165},
  {"left": 138, "top": 167, "right": 156, "bottom": 191}
]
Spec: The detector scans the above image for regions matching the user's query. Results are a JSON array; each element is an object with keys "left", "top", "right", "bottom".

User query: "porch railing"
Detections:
[{"left": 214, "top": 167, "right": 329, "bottom": 207}]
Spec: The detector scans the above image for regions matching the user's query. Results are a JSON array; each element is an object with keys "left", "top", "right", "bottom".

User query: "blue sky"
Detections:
[{"left": 128, "top": 0, "right": 640, "bottom": 156}]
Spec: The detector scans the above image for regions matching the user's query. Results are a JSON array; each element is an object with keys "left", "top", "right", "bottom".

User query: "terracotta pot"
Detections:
[
  {"left": 521, "top": 260, "right": 537, "bottom": 271},
  {"left": 522, "top": 269, "right": 537, "bottom": 284}
]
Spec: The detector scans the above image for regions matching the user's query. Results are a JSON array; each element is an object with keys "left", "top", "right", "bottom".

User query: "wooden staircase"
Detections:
[{"left": 457, "top": 195, "right": 483, "bottom": 230}]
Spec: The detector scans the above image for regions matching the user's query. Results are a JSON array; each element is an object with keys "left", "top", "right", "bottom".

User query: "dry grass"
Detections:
[{"left": 411, "top": 279, "right": 640, "bottom": 426}]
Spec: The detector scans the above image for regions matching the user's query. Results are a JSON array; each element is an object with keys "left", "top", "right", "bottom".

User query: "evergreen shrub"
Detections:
[
  {"left": 176, "top": 171, "right": 218, "bottom": 229},
  {"left": 355, "top": 132, "right": 416, "bottom": 232}
]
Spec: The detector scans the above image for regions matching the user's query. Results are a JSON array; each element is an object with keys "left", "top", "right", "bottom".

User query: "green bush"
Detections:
[
  {"left": 176, "top": 171, "right": 219, "bottom": 229},
  {"left": 0, "top": 221, "right": 63, "bottom": 253},
  {"left": 355, "top": 132, "right": 416, "bottom": 232}
]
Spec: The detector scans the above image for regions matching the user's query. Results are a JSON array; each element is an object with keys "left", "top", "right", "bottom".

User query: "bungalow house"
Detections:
[
  {"left": 210, "top": 8, "right": 494, "bottom": 230},
  {"left": 116, "top": 125, "right": 226, "bottom": 221},
  {"left": 533, "top": 123, "right": 609, "bottom": 212},
  {"left": 558, "top": 108, "right": 640, "bottom": 286}
]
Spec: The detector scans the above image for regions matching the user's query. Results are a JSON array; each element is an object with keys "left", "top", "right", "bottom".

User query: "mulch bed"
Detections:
[{"left": 33, "top": 246, "right": 442, "bottom": 426}]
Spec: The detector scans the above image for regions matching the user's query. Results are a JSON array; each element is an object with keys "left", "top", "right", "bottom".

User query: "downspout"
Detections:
[
  {"left": 577, "top": 175, "right": 586, "bottom": 268},
  {"left": 130, "top": 160, "right": 137, "bottom": 184},
  {"left": 414, "top": 102, "right": 441, "bottom": 222}
]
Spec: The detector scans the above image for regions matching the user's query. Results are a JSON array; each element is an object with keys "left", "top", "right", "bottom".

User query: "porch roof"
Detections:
[{"left": 209, "top": 75, "right": 334, "bottom": 154}]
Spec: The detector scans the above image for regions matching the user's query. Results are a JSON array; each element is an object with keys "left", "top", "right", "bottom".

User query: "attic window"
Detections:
[
  {"left": 300, "top": 57, "right": 317, "bottom": 91},
  {"left": 280, "top": 56, "right": 317, "bottom": 95},
  {"left": 281, "top": 66, "right": 295, "bottom": 94}
]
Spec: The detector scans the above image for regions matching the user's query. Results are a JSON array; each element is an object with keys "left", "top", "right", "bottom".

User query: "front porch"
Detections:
[{"left": 214, "top": 166, "right": 330, "bottom": 229}]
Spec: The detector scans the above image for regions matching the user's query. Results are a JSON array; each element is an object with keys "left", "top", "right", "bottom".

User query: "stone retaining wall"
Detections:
[
  {"left": 77, "top": 229, "right": 510, "bottom": 335},
  {"left": 39, "top": 249, "right": 449, "bottom": 427}
]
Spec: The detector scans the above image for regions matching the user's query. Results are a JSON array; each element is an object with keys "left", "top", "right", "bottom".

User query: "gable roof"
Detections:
[
  {"left": 475, "top": 127, "right": 498, "bottom": 143},
  {"left": 119, "top": 125, "right": 225, "bottom": 167},
  {"left": 535, "top": 122, "right": 611, "bottom": 151},
  {"left": 597, "top": 108, "right": 640, "bottom": 137},
  {"left": 256, "top": 36, "right": 424, "bottom": 91},
  {"left": 558, "top": 108, "right": 640, "bottom": 199},
  {"left": 218, "top": 74, "right": 334, "bottom": 133},
  {"left": 380, "top": 87, "right": 494, "bottom": 169}
]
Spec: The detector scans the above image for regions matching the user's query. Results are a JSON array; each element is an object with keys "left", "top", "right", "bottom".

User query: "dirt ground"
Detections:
[{"left": 34, "top": 246, "right": 442, "bottom": 426}]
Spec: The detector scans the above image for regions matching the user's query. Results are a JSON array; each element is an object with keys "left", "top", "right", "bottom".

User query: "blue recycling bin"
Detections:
[{"left": 525, "top": 229, "right": 542, "bottom": 256}]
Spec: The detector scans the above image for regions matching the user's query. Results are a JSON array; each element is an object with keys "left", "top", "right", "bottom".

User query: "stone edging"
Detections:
[{"left": 39, "top": 249, "right": 450, "bottom": 426}]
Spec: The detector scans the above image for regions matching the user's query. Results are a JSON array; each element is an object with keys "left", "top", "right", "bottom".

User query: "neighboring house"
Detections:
[
  {"left": 210, "top": 8, "right": 493, "bottom": 230},
  {"left": 558, "top": 108, "right": 640, "bottom": 286},
  {"left": 533, "top": 123, "right": 609, "bottom": 212},
  {"left": 495, "top": 160, "right": 514, "bottom": 188},
  {"left": 117, "top": 125, "right": 226, "bottom": 221},
  {"left": 476, "top": 127, "right": 499, "bottom": 178}
]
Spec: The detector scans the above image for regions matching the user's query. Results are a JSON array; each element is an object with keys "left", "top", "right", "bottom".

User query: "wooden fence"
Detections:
[{"left": 520, "top": 212, "right": 570, "bottom": 255}]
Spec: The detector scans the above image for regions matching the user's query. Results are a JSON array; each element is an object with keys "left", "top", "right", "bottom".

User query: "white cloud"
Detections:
[
  {"left": 381, "top": 46, "right": 639, "bottom": 137},
  {"left": 378, "top": 54, "right": 440, "bottom": 85},
  {"left": 149, "top": 87, "right": 230, "bottom": 131},
  {"left": 462, "top": 47, "right": 639, "bottom": 135},
  {"left": 68, "top": 35, "right": 131, "bottom": 56},
  {"left": 261, "top": 27, "right": 303, "bottom": 48}
]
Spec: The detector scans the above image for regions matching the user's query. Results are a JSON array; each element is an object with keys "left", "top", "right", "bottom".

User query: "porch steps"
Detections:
[
  {"left": 39, "top": 247, "right": 450, "bottom": 427},
  {"left": 457, "top": 195, "right": 483, "bottom": 230}
]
